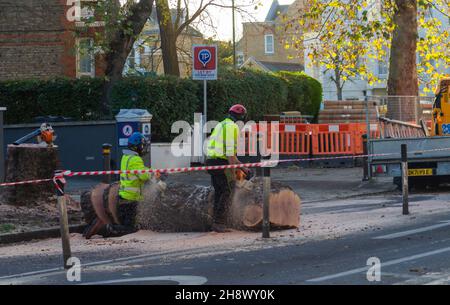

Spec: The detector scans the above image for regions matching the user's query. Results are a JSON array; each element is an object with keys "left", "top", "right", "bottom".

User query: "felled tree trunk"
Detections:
[
  {"left": 1, "top": 144, "right": 59, "bottom": 206},
  {"left": 81, "top": 178, "right": 301, "bottom": 232}
]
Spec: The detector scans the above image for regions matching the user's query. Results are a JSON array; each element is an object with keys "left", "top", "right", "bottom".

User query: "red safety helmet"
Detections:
[{"left": 229, "top": 104, "right": 247, "bottom": 116}]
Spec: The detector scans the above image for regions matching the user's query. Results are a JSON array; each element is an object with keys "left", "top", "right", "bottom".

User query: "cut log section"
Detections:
[
  {"left": 0, "top": 144, "right": 59, "bottom": 205},
  {"left": 81, "top": 178, "right": 301, "bottom": 232}
]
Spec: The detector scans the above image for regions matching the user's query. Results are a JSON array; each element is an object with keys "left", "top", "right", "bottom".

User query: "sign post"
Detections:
[
  {"left": 0, "top": 107, "right": 6, "bottom": 182},
  {"left": 193, "top": 45, "right": 218, "bottom": 161}
]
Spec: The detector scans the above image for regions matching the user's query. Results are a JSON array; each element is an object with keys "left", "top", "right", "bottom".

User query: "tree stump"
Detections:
[
  {"left": 0, "top": 144, "right": 59, "bottom": 206},
  {"left": 81, "top": 178, "right": 301, "bottom": 232}
]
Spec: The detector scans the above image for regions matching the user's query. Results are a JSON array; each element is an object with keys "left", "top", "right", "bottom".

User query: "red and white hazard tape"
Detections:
[
  {"left": 62, "top": 162, "right": 265, "bottom": 177},
  {"left": 62, "top": 153, "right": 397, "bottom": 177},
  {"left": 0, "top": 178, "right": 53, "bottom": 187}
]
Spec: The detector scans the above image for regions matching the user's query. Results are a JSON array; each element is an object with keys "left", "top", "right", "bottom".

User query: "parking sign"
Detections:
[{"left": 193, "top": 45, "right": 217, "bottom": 80}]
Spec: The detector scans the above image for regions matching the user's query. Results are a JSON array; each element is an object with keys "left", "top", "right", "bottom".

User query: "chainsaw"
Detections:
[{"left": 13, "top": 123, "right": 56, "bottom": 147}]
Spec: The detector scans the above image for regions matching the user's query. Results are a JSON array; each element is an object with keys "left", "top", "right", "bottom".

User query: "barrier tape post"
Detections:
[
  {"left": 102, "top": 143, "right": 112, "bottom": 184},
  {"left": 54, "top": 170, "right": 72, "bottom": 269},
  {"left": 0, "top": 107, "right": 5, "bottom": 183},
  {"left": 362, "top": 134, "right": 370, "bottom": 181},
  {"left": 260, "top": 129, "right": 271, "bottom": 239},
  {"left": 401, "top": 144, "right": 409, "bottom": 215},
  {"left": 262, "top": 158, "right": 271, "bottom": 239}
]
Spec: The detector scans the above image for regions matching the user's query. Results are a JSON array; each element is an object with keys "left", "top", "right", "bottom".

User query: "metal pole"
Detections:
[
  {"left": 261, "top": 152, "right": 271, "bottom": 238},
  {"left": 202, "top": 80, "right": 208, "bottom": 163},
  {"left": 102, "top": 143, "right": 112, "bottom": 184},
  {"left": 401, "top": 144, "right": 409, "bottom": 215},
  {"left": 362, "top": 134, "right": 369, "bottom": 181},
  {"left": 55, "top": 171, "right": 72, "bottom": 269},
  {"left": 203, "top": 80, "right": 207, "bottom": 123},
  {"left": 364, "top": 95, "right": 372, "bottom": 179},
  {"left": 0, "top": 108, "right": 5, "bottom": 182},
  {"left": 232, "top": 0, "right": 236, "bottom": 69}
]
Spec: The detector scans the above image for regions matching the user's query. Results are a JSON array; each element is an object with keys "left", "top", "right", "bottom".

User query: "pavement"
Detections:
[{"left": 1, "top": 188, "right": 450, "bottom": 285}]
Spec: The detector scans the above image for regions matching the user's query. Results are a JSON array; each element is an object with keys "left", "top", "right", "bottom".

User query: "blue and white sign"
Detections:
[
  {"left": 118, "top": 122, "right": 139, "bottom": 147},
  {"left": 142, "top": 123, "right": 151, "bottom": 136},
  {"left": 442, "top": 124, "right": 450, "bottom": 135},
  {"left": 198, "top": 49, "right": 212, "bottom": 67}
]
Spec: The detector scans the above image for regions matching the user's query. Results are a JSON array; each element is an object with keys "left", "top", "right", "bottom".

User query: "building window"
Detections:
[
  {"left": 265, "top": 34, "right": 274, "bottom": 54},
  {"left": 378, "top": 46, "right": 389, "bottom": 77},
  {"left": 81, "top": 6, "right": 95, "bottom": 21},
  {"left": 76, "top": 38, "right": 95, "bottom": 77},
  {"left": 128, "top": 48, "right": 136, "bottom": 70},
  {"left": 378, "top": 60, "right": 388, "bottom": 76},
  {"left": 237, "top": 51, "right": 244, "bottom": 67}
]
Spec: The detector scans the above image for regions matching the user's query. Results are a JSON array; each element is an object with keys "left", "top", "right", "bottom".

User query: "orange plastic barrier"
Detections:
[
  {"left": 238, "top": 123, "right": 379, "bottom": 157},
  {"left": 311, "top": 124, "right": 355, "bottom": 156},
  {"left": 277, "top": 124, "right": 310, "bottom": 156}
]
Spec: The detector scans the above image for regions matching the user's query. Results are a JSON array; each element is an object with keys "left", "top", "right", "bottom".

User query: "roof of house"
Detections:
[
  {"left": 265, "top": 0, "right": 290, "bottom": 22},
  {"left": 242, "top": 57, "right": 304, "bottom": 72},
  {"left": 259, "top": 60, "right": 304, "bottom": 72}
]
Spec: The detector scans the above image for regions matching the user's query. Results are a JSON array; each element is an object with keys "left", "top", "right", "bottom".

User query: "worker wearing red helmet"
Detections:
[{"left": 206, "top": 104, "right": 249, "bottom": 233}]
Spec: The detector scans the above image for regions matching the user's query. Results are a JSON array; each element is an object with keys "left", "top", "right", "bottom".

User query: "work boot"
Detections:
[
  {"left": 211, "top": 223, "right": 232, "bottom": 233},
  {"left": 83, "top": 218, "right": 106, "bottom": 239},
  {"left": 102, "top": 224, "right": 137, "bottom": 238}
]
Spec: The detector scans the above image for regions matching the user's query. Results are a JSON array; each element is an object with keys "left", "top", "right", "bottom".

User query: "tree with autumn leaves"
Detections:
[{"left": 285, "top": 0, "right": 450, "bottom": 99}]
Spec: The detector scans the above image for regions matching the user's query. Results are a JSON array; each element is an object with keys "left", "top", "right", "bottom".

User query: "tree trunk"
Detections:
[
  {"left": 387, "top": 0, "right": 418, "bottom": 121},
  {"left": 1, "top": 144, "right": 59, "bottom": 206},
  {"left": 333, "top": 68, "right": 343, "bottom": 100},
  {"left": 337, "top": 86, "right": 343, "bottom": 101},
  {"left": 156, "top": 0, "right": 181, "bottom": 77},
  {"left": 81, "top": 178, "right": 301, "bottom": 232},
  {"left": 101, "top": 0, "right": 155, "bottom": 113}
]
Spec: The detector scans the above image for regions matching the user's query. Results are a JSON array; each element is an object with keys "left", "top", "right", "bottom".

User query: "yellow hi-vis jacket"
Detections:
[
  {"left": 207, "top": 118, "right": 239, "bottom": 160},
  {"left": 119, "top": 150, "right": 151, "bottom": 201}
]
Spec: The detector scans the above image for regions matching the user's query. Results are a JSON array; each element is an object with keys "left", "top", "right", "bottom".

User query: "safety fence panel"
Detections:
[
  {"left": 353, "top": 123, "right": 381, "bottom": 154},
  {"left": 238, "top": 123, "right": 381, "bottom": 157},
  {"left": 238, "top": 123, "right": 280, "bottom": 156},
  {"left": 311, "top": 124, "right": 354, "bottom": 156},
  {"left": 278, "top": 124, "right": 311, "bottom": 156}
]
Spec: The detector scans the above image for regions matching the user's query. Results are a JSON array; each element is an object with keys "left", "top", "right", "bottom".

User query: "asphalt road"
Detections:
[{"left": 1, "top": 193, "right": 450, "bottom": 285}]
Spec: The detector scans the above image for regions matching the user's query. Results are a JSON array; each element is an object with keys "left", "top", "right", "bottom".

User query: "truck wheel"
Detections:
[
  {"left": 410, "top": 177, "right": 427, "bottom": 191},
  {"left": 394, "top": 176, "right": 414, "bottom": 191},
  {"left": 393, "top": 177, "right": 402, "bottom": 190}
]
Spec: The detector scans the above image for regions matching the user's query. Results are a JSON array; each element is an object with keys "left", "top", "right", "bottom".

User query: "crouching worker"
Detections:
[{"left": 83, "top": 132, "right": 159, "bottom": 239}]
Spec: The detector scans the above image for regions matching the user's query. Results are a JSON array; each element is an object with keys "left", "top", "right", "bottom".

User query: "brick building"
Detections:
[
  {"left": 0, "top": 0, "right": 105, "bottom": 81},
  {"left": 237, "top": 0, "right": 304, "bottom": 73}
]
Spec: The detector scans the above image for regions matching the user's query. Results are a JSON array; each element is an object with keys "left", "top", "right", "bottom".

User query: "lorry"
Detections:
[{"left": 369, "top": 78, "right": 450, "bottom": 189}]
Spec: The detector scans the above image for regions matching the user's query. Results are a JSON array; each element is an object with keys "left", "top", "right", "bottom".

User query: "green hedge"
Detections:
[
  {"left": 0, "top": 78, "right": 104, "bottom": 124},
  {"left": 207, "top": 70, "right": 289, "bottom": 122},
  {"left": 0, "top": 71, "right": 322, "bottom": 142},
  {"left": 110, "top": 76, "right": 199, "bottom": 142},
  {"left": 276, "top": 71, "right": 323, "bottom": 119}
]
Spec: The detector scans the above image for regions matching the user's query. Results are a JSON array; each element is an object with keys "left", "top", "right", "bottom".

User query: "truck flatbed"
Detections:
[{"left": 368, "top": 137, "right": 450, "bottom": 187}]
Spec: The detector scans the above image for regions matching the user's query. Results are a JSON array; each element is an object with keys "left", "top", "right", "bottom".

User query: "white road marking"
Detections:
[
  {"left": 373, "top": 221, "right": 450, "bottom": 240},
  {"left": 424, "top": 275, "right": 450, "bottom": 285},
  {"left": 307, "top": 246, "right": 450, "bottom": 283},
  {"left": 79, "top": 275, "right": 208, "bottom": 285}
]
